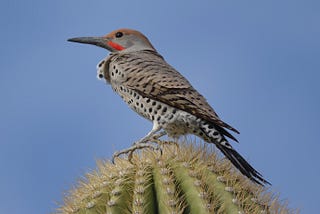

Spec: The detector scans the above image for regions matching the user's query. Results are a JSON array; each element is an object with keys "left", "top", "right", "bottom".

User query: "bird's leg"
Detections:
[
  {"left": 133, "top": 124, "right": 162, "bottom": 146},
  {"left": 146, "top": 131, "right": 179, "bottom": 154},
  {"left": 112, "top": 142, "right": 159, "bottom": 164},
  {"left": 112, "top": 124, "right": 163, "bottom": 163},
  {"left": 112, "top": 143, "right": 159, "bottom": 164},
  {"left": 150, "top": 130, "right": 167, "bottom": 141}
]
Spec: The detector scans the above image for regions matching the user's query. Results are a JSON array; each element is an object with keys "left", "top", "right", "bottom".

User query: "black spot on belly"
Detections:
[{"left": 162, "top": 107, "right": 167, "bottom": 113}]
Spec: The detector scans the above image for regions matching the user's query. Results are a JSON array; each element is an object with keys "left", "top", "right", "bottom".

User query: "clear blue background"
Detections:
[{"left": 1, "top": 0, "right": 319, "bottom": 213}]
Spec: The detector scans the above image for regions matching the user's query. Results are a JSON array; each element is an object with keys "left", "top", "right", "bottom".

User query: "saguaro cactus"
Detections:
[{"left": 57, "top": 142, "right": 294, "bottom": 214}]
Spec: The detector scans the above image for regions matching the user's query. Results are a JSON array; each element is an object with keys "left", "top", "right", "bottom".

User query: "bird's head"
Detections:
[{"left": 68, "top": 28, "right": 156, "bottom": 52}]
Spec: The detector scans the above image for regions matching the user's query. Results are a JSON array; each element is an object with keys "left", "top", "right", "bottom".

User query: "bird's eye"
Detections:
[{"left": 115, "top": 32, "right": 123, "bottom": 38}]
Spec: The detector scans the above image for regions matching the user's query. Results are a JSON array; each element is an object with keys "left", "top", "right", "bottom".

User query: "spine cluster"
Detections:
[{"left": 57, "top": 142, "right": 294, "bottom": 214}]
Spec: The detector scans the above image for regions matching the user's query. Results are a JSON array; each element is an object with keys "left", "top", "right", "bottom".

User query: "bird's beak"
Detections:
[{"left": 67, "top": 36, "right": 113, "bottom": 51}]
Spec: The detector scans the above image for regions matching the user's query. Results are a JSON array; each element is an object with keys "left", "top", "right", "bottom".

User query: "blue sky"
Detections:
[{"left": 1, "top": 0, "right": 319, "bottom": 213}]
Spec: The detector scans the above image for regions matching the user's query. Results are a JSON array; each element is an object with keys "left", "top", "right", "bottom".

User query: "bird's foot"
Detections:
[
  {"left": 112, "top": 142, "right": 161, "bottom": 164},
  {"left": 112, "top": 131, "right": 169, "bottom": 164}
]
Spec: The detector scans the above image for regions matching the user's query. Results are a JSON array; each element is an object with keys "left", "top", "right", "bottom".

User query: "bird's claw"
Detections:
[
  {"left": 112, "top": 142, "right": 162, "bottom": 164},
  {"left": 112, "top": 131, "right": 167, "bottom": 164}
]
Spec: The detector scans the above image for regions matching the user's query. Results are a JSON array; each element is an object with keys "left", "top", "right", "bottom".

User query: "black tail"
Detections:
[
  {"left": 200, "top": 123, "right": 270, "bottom": 185},
  {"left": 215, "top": 141, "right": 270, "bottom": 185}
]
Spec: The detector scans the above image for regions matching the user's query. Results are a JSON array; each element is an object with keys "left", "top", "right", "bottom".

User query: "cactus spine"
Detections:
[{"left": 57, "top": 142, "right": 294, "bottom": 214}]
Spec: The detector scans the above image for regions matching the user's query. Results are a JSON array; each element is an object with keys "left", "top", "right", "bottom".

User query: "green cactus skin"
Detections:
[{"left": 57, "top": 142, "right": 296, "bottom": 214}]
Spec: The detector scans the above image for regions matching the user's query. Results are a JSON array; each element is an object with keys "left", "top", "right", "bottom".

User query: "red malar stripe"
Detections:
[{"left": 107, "top": 41, "right": 125, "bottom": 51}]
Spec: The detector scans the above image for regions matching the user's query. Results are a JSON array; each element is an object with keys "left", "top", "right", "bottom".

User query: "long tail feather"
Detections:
[
  {"left": 200, "top": 123, "right": 270, "bottom": 185},
  {"left": 215, "top": 142, "right": 270, "bottom": 185}
]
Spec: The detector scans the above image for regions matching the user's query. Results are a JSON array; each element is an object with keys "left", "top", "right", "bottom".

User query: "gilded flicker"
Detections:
[{"left": 68, "top": 28, "right": 269, "bottom": 185}]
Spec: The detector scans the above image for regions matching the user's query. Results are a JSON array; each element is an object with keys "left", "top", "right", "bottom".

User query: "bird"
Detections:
[{"left": 68, "top": 28, "right": 270, "bottom": 185}]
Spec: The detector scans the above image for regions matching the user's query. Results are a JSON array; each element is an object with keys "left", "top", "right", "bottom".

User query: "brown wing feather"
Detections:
[{"left": 111, "top": 50, "right": 239, "bottom": 137}]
